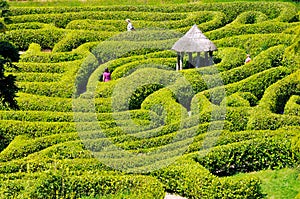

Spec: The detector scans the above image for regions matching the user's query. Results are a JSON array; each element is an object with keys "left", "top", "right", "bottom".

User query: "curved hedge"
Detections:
[
  {"left": 195, "top": 135, "right": 298, "bottom": 176},
  {"left": 284, "top": 95, "right": 300, "bottom": 116},
  {"left": 152, "top": 157, "right": 264, "bottom": 198}
]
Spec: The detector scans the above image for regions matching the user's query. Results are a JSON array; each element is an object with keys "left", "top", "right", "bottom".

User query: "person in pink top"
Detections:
[
  {"left": 102, "top": 68, "right": 111, "bottom": 82},
  {"left": 245, "top": 54, "right": 251, "bottom": 64}
]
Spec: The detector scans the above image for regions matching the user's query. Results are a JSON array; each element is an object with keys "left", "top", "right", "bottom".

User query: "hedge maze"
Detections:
[{"left": 0, "top": 1, "right": 300, "bottom": 198}]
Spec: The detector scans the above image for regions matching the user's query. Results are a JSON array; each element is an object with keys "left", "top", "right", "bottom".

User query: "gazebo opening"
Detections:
[{"left": 172, "top": 24, "right": 217, "bottom": 71}]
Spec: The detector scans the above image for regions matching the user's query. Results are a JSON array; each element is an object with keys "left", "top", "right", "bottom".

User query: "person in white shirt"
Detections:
[
  {"left": 245, "top": 54, "right": 251, "bottom": 64},
  {"left": 126, "top": 19, "right": 135, "bottom": 31}
]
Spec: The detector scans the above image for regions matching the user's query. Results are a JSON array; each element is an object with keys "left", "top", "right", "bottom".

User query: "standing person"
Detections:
[
  {"left": 102, "top": 68, "right": 111, "bottom": 82},
  {"left": 245, "top": 54, "right": 251, "bottom": 64},
  {"left": 126, "top": 19, "right": 135, "bottom": 31}
]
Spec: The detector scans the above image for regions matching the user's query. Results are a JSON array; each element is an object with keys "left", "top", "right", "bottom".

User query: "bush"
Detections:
[
  {"left": 284, "top": 95, "right": 300, "bottom": 116},
  {"left": 256, "top": 69, "right": 300, "bottom": 114},
  {"left": 29, "top": 171, "right": 164, "bottom": 199},
  {"left": 195, "top": 136, "right": 298, "bottom": 176},
  {"left": 152, "top": 157, "right": 264, "bottom": 198},
  {"left": 52, "top": 30, "right": 115, "bottom": 52},
  {"left": 2, "top": 28, "right": 66, "bottom": 50}
]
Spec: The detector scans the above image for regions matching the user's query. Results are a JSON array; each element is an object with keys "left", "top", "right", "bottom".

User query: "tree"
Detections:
[{"left": 0, "top": 0, "right": 19, "bottom": 109}]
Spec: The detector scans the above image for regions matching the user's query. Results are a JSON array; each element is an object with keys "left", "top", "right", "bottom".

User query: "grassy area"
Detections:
[
  {"left": 7, "top": 0, "right": 299, "bottom": 7},
  {"left": 233, "top": 168, "right": 300, "bottom": 199}
]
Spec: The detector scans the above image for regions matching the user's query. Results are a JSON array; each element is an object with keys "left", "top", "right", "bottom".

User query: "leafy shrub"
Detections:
[
  {"left": 195, "top": 136, "right": 298, "bottom": 176},
  {"left": 284, "top": 95, "right": 300, "bottom": 116},
  {"left": 2, "top": 28, "right": 66, "bottom": 50},
  {"left": 29, "top": 171, "right": 164, "bottom": 199},
  {"left": 52, "top": 30, "right": 115, "bottom": 52}
]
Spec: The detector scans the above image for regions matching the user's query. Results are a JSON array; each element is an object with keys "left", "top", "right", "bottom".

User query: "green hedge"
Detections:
[
  {"left": 214, "top": 33, "right": 295, "bottom": 57},
  {"left": 6, "top": 22, "right": 46, "bottom": 30},
  {"left": 198, "top": 66, "right": 291, "bottom": 105},
  {"left": 0, "top": 134, "right": 78, "bottom": 162},
  {"left": 194, "top": 136, "right": 298, "bottom": 176},
  {"left": 9, "top": 2, "right": 296, "bottom": 23},
  {"left": 141, "top": 88, "right": 188, "bottom": 124},
  {"left": 2, "top": 28, "right": 66, "bottom": 50},
  {"left": 187, "top": 127, "right": 299, "bottom": 154},
  {"left": 246, "top": 109, "right": 300, "bottom": 130},
  {"left": 152, "top": 157, "right": 264, "bottom": 198},
  {"left": 114, "top": 121, "right": 230, "bottom": 151},
  {"left": 66, "top": 19, "right": 120, "bottom": 31},
  {"left": 0, "top": 170, "right": 165, "bottom": 198},
  {"left": 284, "top": 95, "right": 300, "bottom": 116},
  {"left": 0, "top": 93, "right": 73, "bottom": 112},
  {"left": 180, "top": 45, "right": 289, "bottom": 96},
  {"left": 20, "top": 50, "right": 84, "bottom": 63},
  {"left": 28, "top": 171, "right": 164, "bottom": 199},
  {"left": 13, "top": 72, "right": 63, "bottom": 83},
  {"left": 111, "top": 58, "right": 176, "bottom": 79},
  {"left": 52, "top": 30, "right": 115, "bottom": 52},
  {"left": 207, "top": 21, "right": 298, "bottom": 41},
  {"left": 256, "top": 69, "right": 300, "bottom": 114},
  {"left": 0, "top": 120, "right": 76, "bottom": 151},
  {"left": 0, "top": 110, "right": 74, "bottom": 122},
  {"left": 221, "top": 92, "right": 258, "bottom": 107},
  {"left": 190, "top": 93, "right": 251, "bottom": 131}
]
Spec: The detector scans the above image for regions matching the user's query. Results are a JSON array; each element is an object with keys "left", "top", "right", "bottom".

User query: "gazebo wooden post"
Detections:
[
  {"left": 176, "top": 52, "right": 180, "bottom": 71},
  {"left": 204, "top": 52, "right": 209, "bottom": 66},
  {"left": 196, "top": 52, "right": 200, "bottom": 68},
  {"left": 180, "top": 52, "right": 184, "bottom": 70},
  {"left": 188, "top": 52, "right": 193, "bottom": 68}
]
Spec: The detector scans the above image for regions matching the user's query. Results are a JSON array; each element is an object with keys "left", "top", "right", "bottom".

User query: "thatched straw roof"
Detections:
[{"left": 172, "top": 24, "right": 217, "bottom": 53}]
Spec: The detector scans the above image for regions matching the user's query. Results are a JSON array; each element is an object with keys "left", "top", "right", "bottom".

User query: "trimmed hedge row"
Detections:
[
  {"left": 0, "top": 110, "right": 74, "bottom": 122},
  {"left": 194, "top": 135, "right": 299, "bottom": 176},
  {"left": 190, "top": 93, "right": 251, "bottom": 132},
  {"left": 141, "top": 88, "right": 188, "bottom": 124},
  {"left": 212, "top": 47, "right": 246, "bottom": 72},
  {"left": 245, "top": 69, "right": 300, "bottom": 130},
  {"left": 284, "top": 95, "right": 300, "bottom": 116},
  {"left": 257, "top": 65, "right": 300, "bottom": 114},
  {"left": 66, "top": 19, "right": 120, "bottom": 31},
  {"left": 30, "top": 171, "right": 164, "bottom": 199},
  {"left": 247, "top": 109, "right": 300, "bottom": 130},
  {"left": 0, "top": 170, "right": 165, "bottom": 198},
  {"left": 214, "top": 33, "right": 295, "bottom": 57},
  {"left": 197, "top": 66, "right": 291, "bottom": 105},
  {"left": 9, "top": 2, "right": 296, "bottom": 23},
  {"left": 13, "top": 72, "right": 63, "bottom": 82},
  {"left": 221, "top": 92, "right": 258, "bottom": 107},
  {"left": 20, "top": 49, "right": 85, "bottom": 63},
  {"left": 151, "top": 157, "right": 264, "bottom": 198},
  {"left": 111, "top": 58, "right": 177, "bottom": 79},
  {"left": 52, "top": 30, "right": 116, "bottom": 52},
  {"left": 207, "top": 21, "right": 299, "bottom": 41},
  {"left": 6, "top": 22, "right": 46, "bottom": 30},
  {"left": 1, "top": 28, "right": 67, "bottom": 50},
  {"left": 0, "top": 134, "right": 78, "bottom": 162},
  {"left": 180, "top": 45, "right": 289, "bottom": 96},
  {"left": 114, "top": 121, "right": 230, "bottom": 151},
  {"left": 93, "top": 50, "right": 177, "bottom": 98},
  {"left": 0, "top": 93, "right": 73, "bottom": 112},
  {"left": 187, "top": 126, "right": 299, "bottom": 154},
  {"left": 8, "top": 10, "right": 226, "bottom": 32}
]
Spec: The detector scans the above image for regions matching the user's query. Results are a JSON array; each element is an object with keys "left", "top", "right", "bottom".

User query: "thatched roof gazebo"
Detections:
[{"left": 172, "top": 24, "right": 217, "bottom": 71}]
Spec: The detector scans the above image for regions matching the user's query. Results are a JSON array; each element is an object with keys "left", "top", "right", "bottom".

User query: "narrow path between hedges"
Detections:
[{"left": 165, "top": 192, "right": 188, "bottom": 199}]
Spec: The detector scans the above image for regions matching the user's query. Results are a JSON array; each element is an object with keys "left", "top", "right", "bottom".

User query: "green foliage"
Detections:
[
  {"left": 195, "top": 136, "right": 298, "bottom": 176},
  {"left": 0, "top": 1, "right": 299, "bottom": 198},
  {"left": 0, "top": 40, "right": 19, "bottom": 109}
]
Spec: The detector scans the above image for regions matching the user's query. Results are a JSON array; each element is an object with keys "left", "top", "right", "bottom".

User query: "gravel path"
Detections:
[{"left": 165, "top": 193, "right": 187, "bottom": 199}]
